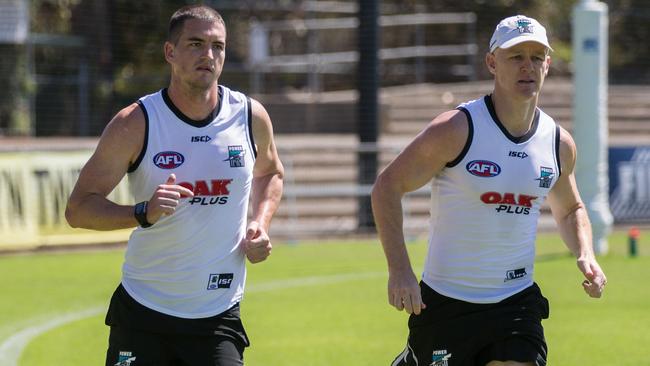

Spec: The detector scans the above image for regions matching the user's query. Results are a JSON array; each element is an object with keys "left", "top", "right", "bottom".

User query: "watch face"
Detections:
[{"left": 135, "top": 201, "right": 151, "bottom": 227}]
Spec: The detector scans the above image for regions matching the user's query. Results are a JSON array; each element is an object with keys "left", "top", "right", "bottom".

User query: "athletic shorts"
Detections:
[
  {"left": 105, "top": 284, "right": 249, "bottom": 366},
  {"left": 391, "top": 282, "right": 549, "bottom": 366}
]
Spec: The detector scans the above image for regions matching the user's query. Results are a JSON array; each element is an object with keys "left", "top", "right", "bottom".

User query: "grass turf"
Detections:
[{"left": 0, "top": 231, "right": 647, "bottom": 365}]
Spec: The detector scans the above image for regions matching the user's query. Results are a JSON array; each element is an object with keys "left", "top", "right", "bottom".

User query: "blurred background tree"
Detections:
[{"left": 1, "top": 0, "right": 647, "bottom": 136}]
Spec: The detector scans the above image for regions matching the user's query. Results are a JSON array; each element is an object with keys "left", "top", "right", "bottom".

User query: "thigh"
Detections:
[
  {"left": 175, "top": 335, "right": 245, "bottom": 366},
  {"left": 391, "top": 330, "right": 472, "bottom": 366},
  {"left": 105, "top": 326, "right": 171, "bottom": 366},
  {"left": 476, "top": 286, "right": 549, "bottom": 366},
  {"left": 476, "top": 333, "right": 547, "bottom": 366},
  {"left": 392, "top": 284, "right": 484, "bottom": 366}
]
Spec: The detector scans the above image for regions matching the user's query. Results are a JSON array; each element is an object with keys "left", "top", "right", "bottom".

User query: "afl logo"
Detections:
[
  {"left": 153, "top": 151, "right": 185, "bottom": 169},
  {"left": 466, "top": 160, "right": 501, "bottom": 177}
]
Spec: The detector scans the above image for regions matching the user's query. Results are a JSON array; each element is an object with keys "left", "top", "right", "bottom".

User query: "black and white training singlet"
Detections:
[
  {"left": 123, "top": 85, "right": 256, "bottom": 318},
  {"left": 423, "top": 95, "right": 561, "bottom": 303}
]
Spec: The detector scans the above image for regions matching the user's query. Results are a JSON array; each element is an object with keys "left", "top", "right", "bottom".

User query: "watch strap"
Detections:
[{"left": 134, "top": 201, "right": 152, "bottom": 228}]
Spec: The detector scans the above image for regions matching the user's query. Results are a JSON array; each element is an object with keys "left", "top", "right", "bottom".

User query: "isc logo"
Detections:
[
  {"left": 504, "top": 268, "right": 527, "bottom": 282},
  {"left": 191, "top": 135, "right": 212, "bottom": 142},
  {"left": 153, "top": 151, "right": 185, "bottom": 169},
  {"left": 466, "top": 160, "right": 501, "bottom": 177},
  {"left": 207, "top": 273, "right": 234, "bottom": 290}
]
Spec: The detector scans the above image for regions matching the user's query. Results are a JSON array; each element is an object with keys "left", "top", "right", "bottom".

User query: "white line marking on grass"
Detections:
[
  {"left": 0, "top": 306, "right": 105, "bottom": 366},
  {"left": 247, "top": 271, "right": 384, "bottom": 292},
  {"left": 0, "top": 271, "right": 385, "bottom": 366}
]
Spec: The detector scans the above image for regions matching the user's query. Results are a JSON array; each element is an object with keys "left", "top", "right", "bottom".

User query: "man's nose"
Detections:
[{"left": 202, "top": 45, "right": 214, "bottom": 59}]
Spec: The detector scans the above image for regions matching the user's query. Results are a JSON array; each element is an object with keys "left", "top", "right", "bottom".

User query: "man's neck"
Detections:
[
  {"left": 167, "top": 81, "right": 220, "bottom": 121},
  {"left": 490, "top": 89, "right": 539, "bottom": 137}
]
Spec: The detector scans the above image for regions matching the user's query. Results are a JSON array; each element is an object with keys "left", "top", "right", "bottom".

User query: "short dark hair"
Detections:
[{"left": 168, "top": 4, "right": 225, "bottom": 44}]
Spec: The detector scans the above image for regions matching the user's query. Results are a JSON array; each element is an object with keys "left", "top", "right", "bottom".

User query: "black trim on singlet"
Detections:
[
  {"left": 246, "top": 97, "right": 257, "bottom": 158},
  {"left": 161, "top": 86, "right": 223, "bottom": 128},
  {"left": 446, "top": 107, "right": 474, "bottom": 168},
  {"left": 128, "top": 101, "right": 150, "bottom": 173},
  {"left": 554, "top": 124, "right": 562, "bottom": 178},
  {"left": 484, "top": 95, "right": 540, "bottom": 144}
]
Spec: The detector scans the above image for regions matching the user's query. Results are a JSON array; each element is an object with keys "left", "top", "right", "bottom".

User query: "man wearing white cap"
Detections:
[{"left": 372, "top": 15, "right": 607, "bottom": 366}]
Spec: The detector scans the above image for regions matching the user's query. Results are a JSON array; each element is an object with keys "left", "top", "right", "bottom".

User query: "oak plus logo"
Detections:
[
  {"left": 153, "top": 151, "right": 185, "bottom": 169},
  {"left": 178, "top": 179, "right": 233, "bottom": 205},
  {"left": 466, "top": 160, "right": 501, "bottom": 177},
  {"left": 480, "top": 191, "right": 538, "bottom": 215}
]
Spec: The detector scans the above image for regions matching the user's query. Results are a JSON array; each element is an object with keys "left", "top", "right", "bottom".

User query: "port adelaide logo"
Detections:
[
  {"left": 224, "top": 145, "right": 246, "bottom": 167},
  {"left": 466, "top": 160, "right": 501, "bottom": 177},
  {"left": 429, "top": 350, "right": 452, "bottom": 366},
  {"left": 153, "top": 151, "right": 185, "bottom": 169},
  {"left": 536, "top": 166, "right": 555, "bottom": 188},
  {"left": 114, "top": 351, "right": 136, "bottom": 366}
]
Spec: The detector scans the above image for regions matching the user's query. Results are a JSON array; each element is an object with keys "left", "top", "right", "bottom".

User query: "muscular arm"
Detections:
[
  {"left": 241, "top": 98, "right": 284, "bottom": 263},
  {"left": 547, "top": 127, "right": 607, "bottom": 298},
  {"left": 371, "top": 110, "right": 468, "bottom": 314},
  {"left": 65, "top": 104, "right": 145, "bottom": 230},
  {"left": 65, "top": 104, "right": 193, "bottom": 231}
]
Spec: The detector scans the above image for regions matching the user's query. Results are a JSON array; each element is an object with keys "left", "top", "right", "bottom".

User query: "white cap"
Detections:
[{"left": 489, "top": 15, "right": 553, "bottom": 53}]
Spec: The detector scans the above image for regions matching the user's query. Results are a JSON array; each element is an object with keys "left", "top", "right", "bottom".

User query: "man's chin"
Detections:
[
  {"left": 188, "top": 78, "right": 218, "bottom": 90},
  {"left": 513, "top": 85, "right": 541, "bottom": 99}
]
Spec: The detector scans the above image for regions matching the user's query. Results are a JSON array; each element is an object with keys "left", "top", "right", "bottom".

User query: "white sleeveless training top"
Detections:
[
  {"left": 123, "top": 85, "right": 255, "bottom": 318},
  {"left": 422, "top": 95, "right": 561, "bottom": 303}
]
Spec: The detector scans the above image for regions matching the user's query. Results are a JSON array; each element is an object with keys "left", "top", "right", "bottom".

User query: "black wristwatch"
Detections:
[{"left": 134, "top": 201, "right": 152, "bottom": 228}]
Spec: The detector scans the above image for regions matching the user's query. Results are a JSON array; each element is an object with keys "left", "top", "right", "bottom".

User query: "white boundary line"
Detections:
[
  {"left": 0, "top": 307, "right": 105, "bottom": 366},
  {"left": 0, "top": 271, "right": 384, "bottom": 366}
]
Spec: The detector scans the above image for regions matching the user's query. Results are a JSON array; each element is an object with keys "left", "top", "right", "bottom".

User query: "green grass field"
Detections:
[{"left": 1, "top": 231, "right": 649, "bottom": 365}]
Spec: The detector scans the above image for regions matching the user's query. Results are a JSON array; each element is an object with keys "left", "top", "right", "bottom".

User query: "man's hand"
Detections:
[
  {"left": 241, "top": 221, "right": 272, "bottom": 263},
  {"left": 577, "top": 257, "right": 607, "bottom": 298},
  {"left": 388, "top": 270, "right": 426, "bottom": 315},
  {"left": 146, "top": 174, "right": 194, "bottom": 223}
]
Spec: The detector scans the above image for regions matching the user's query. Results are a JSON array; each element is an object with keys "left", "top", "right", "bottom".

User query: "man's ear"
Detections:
[
  {"left": 485, "top": 52, "right": 497, "bottom": 76},
  {"left": 164, "top": 42, "right": 174, "bottom": 63},
  {"left": 544, "top": 56, "right": 552, "bottom": 76}
]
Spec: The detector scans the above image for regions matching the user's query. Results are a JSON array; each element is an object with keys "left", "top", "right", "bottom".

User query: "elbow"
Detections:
[
  {"left": 371, "top": 171, "right": 389, "bottom": 205},
  {"left": 65, "top": 203, "right": 81, "bottom": 228}
]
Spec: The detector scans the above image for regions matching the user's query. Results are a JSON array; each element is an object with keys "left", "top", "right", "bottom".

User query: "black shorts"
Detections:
[
  {"left": 105, "top": 284, "right": 249, "bottom": 366},
  {"left": 392, "top": 282, "right": 549, "bottom": 366}
]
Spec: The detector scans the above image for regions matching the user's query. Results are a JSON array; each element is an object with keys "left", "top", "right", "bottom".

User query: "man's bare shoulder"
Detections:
[
  {"left": 413, "top": 109, "right": 470, "bottom": 162},
  {"left": 556, "top": 125, "right": 577, "bottom": 174},
  {"left": 105, "top": 103, "right": 146, "bottom": 137},
  {"left": 96, "top": 103, "right": 146, "bottom": 163},
  {"left": 248, "top": 98, "right": 274, "bottom": 144},
  {"left": 428, "top": 109, "right": 469, "bottom": 133},
  {"left": 249, "top": 98, "right": 272, "bottom": 126}
]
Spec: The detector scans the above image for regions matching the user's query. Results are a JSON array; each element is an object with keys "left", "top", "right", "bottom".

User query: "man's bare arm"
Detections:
[
  {"left": 372, "top": 110, "right": 469, "bottom": 314},
  {"left": 240, "top": 98, "right": 284, "bottom": 263}
]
